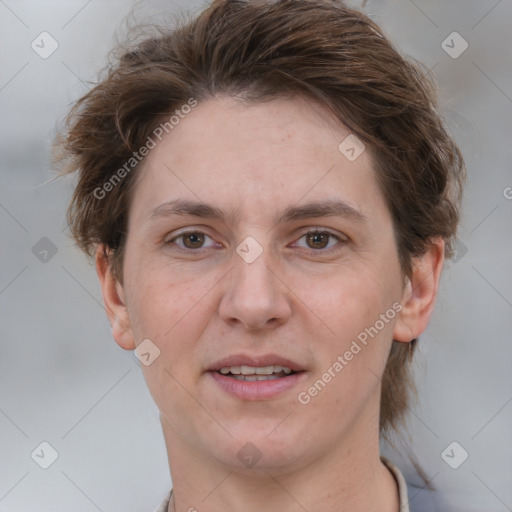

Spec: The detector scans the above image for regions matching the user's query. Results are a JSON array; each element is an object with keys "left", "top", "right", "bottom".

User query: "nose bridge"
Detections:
[{"left": 218, "top": 236, "right": 291, "bottom": 330}]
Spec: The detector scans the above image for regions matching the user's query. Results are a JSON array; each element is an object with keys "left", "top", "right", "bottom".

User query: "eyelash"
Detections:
[{"left": 166, "top": 229, "right": 346, "bottom": 254}]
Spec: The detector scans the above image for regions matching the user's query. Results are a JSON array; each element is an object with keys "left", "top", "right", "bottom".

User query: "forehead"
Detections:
[{"left": 128, "top": 95, "right": 387, "bottom": 224}]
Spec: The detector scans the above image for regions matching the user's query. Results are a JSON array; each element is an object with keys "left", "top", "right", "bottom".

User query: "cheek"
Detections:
[
  {"left": 290, "top": 265, "right": 398, "bottom": 347},
  {"left": 124, "top": 250, "right": 209, "bottom": 338},
  {"left": 123, "top": 268, "right": 214, "bottom": 426},
  {"left": 290, "top": 262, "right": 401, "bottom": 414},
  {"left": 123, "top": 256, "right": 228, "bottom": 392}
]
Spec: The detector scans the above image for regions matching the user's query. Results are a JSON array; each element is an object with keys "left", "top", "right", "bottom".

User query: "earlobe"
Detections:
[
  {"left": 95, "top": 245, "right": 136, "bottom": 351},
  {"left": 392, "top": 238, "right": 445, "bottom": 343}
]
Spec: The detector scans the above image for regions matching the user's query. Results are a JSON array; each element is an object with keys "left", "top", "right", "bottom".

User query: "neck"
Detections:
[{"left": 162, "top": 417, "right": 399, "bottom": 512}]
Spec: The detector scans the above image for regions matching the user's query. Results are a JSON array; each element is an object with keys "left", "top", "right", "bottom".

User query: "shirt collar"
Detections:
[{"left": 155, "top": 458, "right": 410, "bottom": 512}]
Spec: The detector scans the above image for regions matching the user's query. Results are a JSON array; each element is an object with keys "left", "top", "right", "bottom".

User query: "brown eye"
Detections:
[
  {"left": 293, "top": 230, "right": 345, "bottom": 253},
  {"left": 181, "top": 232, "right": 205, "bottom": 249},
  {"left": 167, "top": 231, "right": 217, "bottom": 250},
  {"left": 305, "top": 232, "right": 331, "bottom": 249}
]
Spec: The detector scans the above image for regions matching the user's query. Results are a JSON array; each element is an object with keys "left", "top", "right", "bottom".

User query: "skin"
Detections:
[{"left": 96, "top": 95, "right": 444, "bottom": 512}]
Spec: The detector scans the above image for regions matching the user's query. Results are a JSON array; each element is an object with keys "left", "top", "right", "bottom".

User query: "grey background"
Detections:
[{"left": 0, "top": 1, "right": 511, "bottom": 511}]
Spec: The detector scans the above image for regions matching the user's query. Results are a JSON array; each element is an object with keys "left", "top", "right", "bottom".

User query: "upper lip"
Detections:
[{"left": 208, "top": 354, "right": 304, "bottom": 372}]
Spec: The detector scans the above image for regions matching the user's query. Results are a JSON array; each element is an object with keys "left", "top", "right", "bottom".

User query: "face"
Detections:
[{"left": 113, "top": 96, "right": 410, "bottom": 473}]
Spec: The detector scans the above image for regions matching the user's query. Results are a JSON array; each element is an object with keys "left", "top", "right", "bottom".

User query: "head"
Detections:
[{"left": 57, "top": 0, "right": 464, "bottom": 473}]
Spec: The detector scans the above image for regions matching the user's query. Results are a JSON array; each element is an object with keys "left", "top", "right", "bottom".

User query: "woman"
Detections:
[{"left": 57, "top": 1, "right": 465, "bottom": 510}]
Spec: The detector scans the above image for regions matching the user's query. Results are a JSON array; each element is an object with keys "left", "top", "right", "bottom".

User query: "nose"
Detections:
[{"left": 218, "top": 247, "right": 292, "bottom": 331}]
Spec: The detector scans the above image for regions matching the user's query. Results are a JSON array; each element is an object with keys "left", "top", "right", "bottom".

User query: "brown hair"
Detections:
[{"left": 56, "top": 0, "right": 465, "bottom": 438}]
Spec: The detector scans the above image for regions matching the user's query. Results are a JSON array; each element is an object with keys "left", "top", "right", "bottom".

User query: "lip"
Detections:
[
  {"left": 208, "top": 353, "right": 304, "bottom": 372},
  {"left": 208, "top": 370, "right": 307, "bottom": 401},
  {"left": 206, "top": 353, "right": 307, "bottom": 401}
]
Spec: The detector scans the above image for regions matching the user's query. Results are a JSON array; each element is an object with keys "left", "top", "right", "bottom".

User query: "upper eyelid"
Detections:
[
  {"left": 168, "top": 230, "right": 217, "bottom": 245},
  {"left": 166, "top": 227, "right": 214, "bottom": 240},
  {"left": 290, "top": 230, "right": 345, "bottom": 249},
  {"left": 167, "top": 228, "right": 346, "bottom": 249},
  {"left": 168, "top": 227, "right": 344, "bottom": 240},
  {"left": 292, "top": 228, "right": 347, "bottom": 242}
]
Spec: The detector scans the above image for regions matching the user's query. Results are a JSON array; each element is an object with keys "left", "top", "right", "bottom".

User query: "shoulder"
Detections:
[
  {"left": 382, "top": 456, "right": 411, "bottom": 512},
  {"left": 382, "top": 457, "right": 441, "bottom": 512},
  {"left": 154, "top": 489, "right": 172, "bottom": 512}
]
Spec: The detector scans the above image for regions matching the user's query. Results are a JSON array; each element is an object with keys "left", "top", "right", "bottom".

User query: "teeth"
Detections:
[
  {"left": 242, "top": 365, "right": 273, "bottom": 375},
  {"left": 255, "top": 366, "right": 274, "bottom": 375},
  {"left": 219, "top": 365, "right": 294, "bottom": 376},
  {"left": 232, "top": 375, "right": 281, "bottom": 381}
]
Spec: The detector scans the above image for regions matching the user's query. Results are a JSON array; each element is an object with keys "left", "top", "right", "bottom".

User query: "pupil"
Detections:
[
  {"left": 184, "top": 233, "right": 204, "bottom": 248},
  {"left": 307, "top": 232, "right": 328, "bottom": 249}
]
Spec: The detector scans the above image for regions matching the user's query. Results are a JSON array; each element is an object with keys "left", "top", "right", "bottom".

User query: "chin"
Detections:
[{"left": 205, "top": 426, "right": 314, "bottom": 474}]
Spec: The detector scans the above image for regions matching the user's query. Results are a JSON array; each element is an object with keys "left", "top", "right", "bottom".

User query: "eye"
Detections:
[
  {"left": 166, "top": 230, "right": 219, "bottom": 250},
  {"left": 293, "top": 230, "right": 345, "bottom": 252}
]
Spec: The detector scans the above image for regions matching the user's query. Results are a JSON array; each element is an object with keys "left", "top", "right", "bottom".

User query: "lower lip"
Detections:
[{"left": 209, "top": 371, "right": 306, "bottom": 400}]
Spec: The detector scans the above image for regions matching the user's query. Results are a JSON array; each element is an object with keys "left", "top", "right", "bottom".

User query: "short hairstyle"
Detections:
[{"left": 56, "top": 0, "right": 465, "bottom": 438}]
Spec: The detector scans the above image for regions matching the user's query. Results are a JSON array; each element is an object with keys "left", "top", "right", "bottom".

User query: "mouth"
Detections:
[
  {"left": 207, "top": 355, "right": 306, "bottom": 400},
  {"left": 217, "top": 364, "right": 297, "bottom": 381}
]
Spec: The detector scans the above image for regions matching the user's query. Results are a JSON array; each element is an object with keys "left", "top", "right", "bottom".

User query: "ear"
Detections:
[
  {"left": 393, "top": 238, "right": 445, "bottom": 343},
  {"left": 95, "top": 245, "right": 135, "bottom": 350}
]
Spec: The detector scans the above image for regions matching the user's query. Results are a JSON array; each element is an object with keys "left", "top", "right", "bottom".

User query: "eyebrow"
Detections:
[
  {"left": 277, "top": 199, "right": 366, "bottom": 224},
  {"left": 149, "top": 198, "right": 366, "bottom": 225},
  {"left": 150, "top": 199, "right": 240, "bottom": 224}
]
